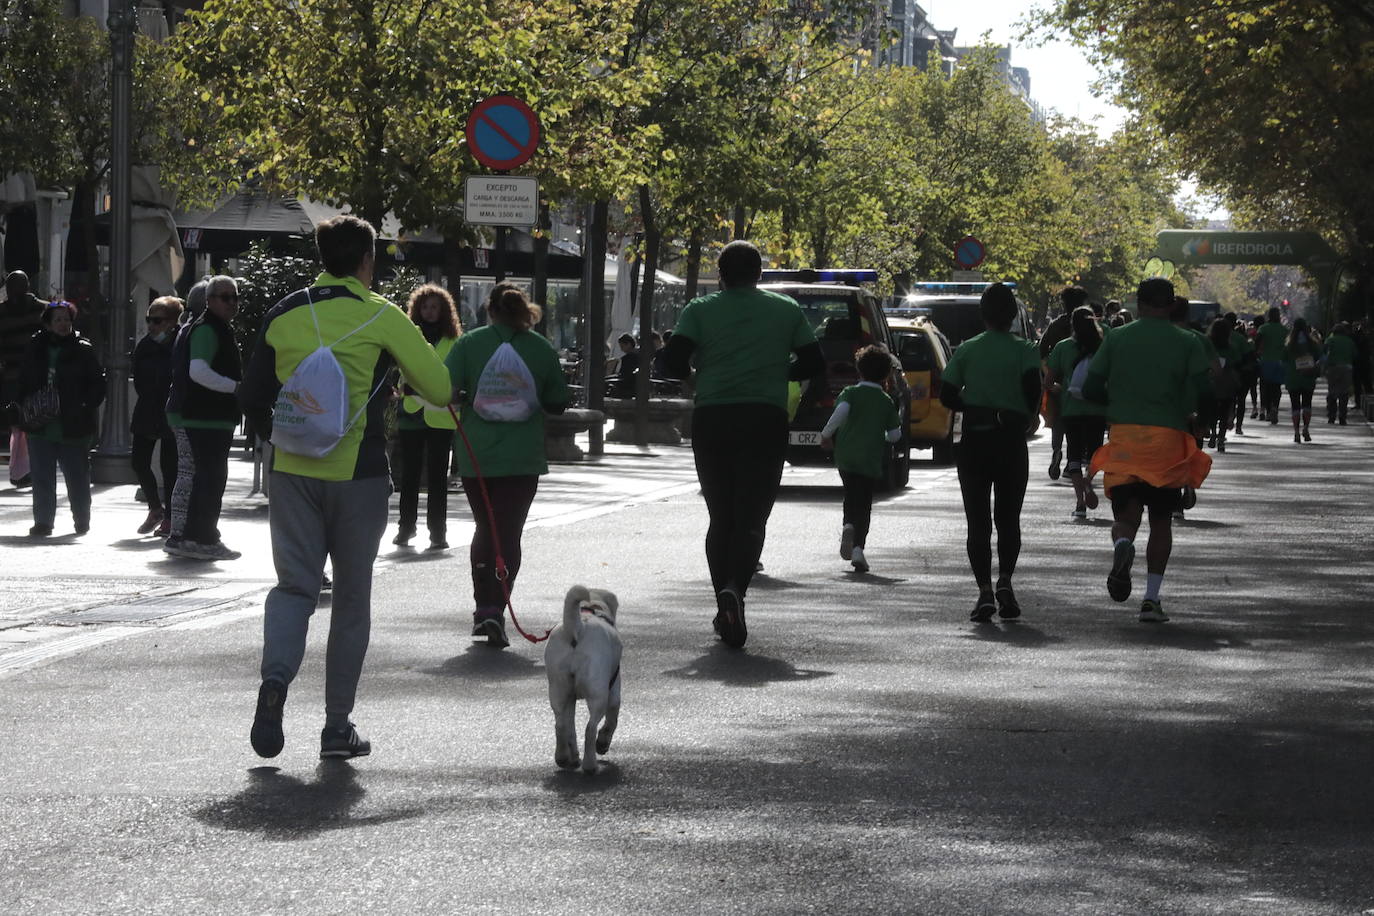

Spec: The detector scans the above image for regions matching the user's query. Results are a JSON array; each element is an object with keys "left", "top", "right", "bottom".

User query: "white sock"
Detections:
[{"left": 1144, "top": 573, "right": 1163, "bottom": 601}]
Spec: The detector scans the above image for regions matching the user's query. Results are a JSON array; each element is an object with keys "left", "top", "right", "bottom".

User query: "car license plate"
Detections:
[{"left": 789, "top": 431, "right": 822, "bottom": 446}]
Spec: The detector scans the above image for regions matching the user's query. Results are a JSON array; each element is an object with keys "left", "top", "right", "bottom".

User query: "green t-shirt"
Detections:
[
  {"left": 942, "top": 329, "right": 1041, "bottom": 415},
  {"left": 672, "top": 287, "right": 816, "bottom": 411},
  {"left": 1046, "top": 337, "right": 1106, "bottom": 418},
  {"left": 1283, "top": 336, "right": 1322, "bottom": 392},
  {"left": 167, "top": 324, "right": 238, "bottom": 431},
  {"left": 832, "top": 383, "right": 900, "bottom": 480},
  {"left": 1083, "top": 316, "right": 1211, "bottom": 431},
  {"left": 444, "top": 324, "right": 570, "bottom": 478},
  {"left": 1189, "top": 327, "right": 1219, "bottom": 363},
  {"left": 1256, "top": 322, "right": 1287, "bottom": 362},
  {"left": 1325, "top": 333, "right": 1356, "bottom": 367}
]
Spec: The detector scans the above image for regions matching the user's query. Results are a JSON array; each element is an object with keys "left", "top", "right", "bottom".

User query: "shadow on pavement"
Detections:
[
  {"left": 193, "top": 762, "right": 421, "bottom": 839},
  {"left": 541, "top": 760, "right": 624, "bottom": 796},
  {"left": 423, "top": 643, "right": 544, "bottom": 682},
  {"left": 962, "top": 620, "right": 1064, "bottom": 647},
  {"left": 662, "top": 645, "right": 833, "bottom": 687}
]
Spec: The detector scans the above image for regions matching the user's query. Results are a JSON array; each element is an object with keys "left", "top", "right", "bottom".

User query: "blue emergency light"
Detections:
[
  {"left": 759, "top": 269, "right": 879, "bottom": 284},
  {"left": 906, "top": 281, "right": 1017, "bottom": 297}
]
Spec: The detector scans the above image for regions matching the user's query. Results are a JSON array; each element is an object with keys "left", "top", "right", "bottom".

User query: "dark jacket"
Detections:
[
  {"left": 167, "top": 310, "right": 242, "bottom": 423},
  {"left": 18, "top": 329, "right": 107, "bottom": 439},
  {"left": 131, "top": 332, "right": 175, "bottom": 437}
]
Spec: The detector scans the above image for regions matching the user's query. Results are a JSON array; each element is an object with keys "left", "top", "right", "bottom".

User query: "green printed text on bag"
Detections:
[{"left": 270, "top": 290, "right": 389, "bottom": 458}]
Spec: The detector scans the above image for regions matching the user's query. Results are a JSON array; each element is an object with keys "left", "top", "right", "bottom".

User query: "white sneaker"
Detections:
[
  {"left": 850, "top": 547, "right": 869, "bottom": 573},
  {"left": 181, "top": 540, "right": 242, "bottom": 561},
  {"left": 840, "top": 524, "right": 855, "bottom": 561}
]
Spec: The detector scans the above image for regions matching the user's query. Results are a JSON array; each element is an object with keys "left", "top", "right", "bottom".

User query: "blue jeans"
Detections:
[{"left": 28, "top": 436, "right": 91, "bottom": 529}]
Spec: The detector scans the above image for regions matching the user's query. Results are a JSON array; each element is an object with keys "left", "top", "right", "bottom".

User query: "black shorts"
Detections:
[{"left": 1109, "top": 481, "right": 1182, "bottom": 513}]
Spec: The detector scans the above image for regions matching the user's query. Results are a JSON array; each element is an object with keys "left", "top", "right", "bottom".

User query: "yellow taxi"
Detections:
[{"left": 886, "top": 316, "right": 958, "bottom": 463}]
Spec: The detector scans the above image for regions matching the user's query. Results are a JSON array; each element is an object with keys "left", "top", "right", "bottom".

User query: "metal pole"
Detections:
[{"left": 93, "top": 1, "right": 136, "bottom": 484}]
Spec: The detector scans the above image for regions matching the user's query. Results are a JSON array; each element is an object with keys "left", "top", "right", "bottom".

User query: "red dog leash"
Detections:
[{"left": 447, "top": 404, "right": 551, "bottom": 644}]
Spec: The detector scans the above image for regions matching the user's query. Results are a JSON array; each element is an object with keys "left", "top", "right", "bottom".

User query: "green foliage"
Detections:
[
  {"left": 1039, "top": 0, "right": 1374, "bottom": 285},
  {"left": 229, "top": 241, "right": 318, "bottom": 353}
]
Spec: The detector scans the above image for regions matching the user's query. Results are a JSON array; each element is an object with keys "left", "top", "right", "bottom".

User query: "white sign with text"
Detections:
[{"left": 464, "top": 176, "right": 539, "bottom": 227}]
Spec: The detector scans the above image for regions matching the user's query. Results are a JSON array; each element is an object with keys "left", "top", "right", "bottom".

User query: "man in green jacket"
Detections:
[{"left": 240, "top": 215, "right": 453, "bottom": 761}]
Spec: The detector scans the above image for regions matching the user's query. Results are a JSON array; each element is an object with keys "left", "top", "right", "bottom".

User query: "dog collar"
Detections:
[{"left": 579, "top": 605, "right": 614, "bottom": 626}]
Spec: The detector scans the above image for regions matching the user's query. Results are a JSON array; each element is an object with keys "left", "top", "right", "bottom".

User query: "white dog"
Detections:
[{"left": 544, "top": 585, "right": 622, "bottom": 773}]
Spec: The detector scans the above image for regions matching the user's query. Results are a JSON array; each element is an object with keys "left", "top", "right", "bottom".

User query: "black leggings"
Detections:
[
  {"left": 462, "top": 474, "right": 539, "bottom": 611},
  {"left": 1287, "top": 389, "right": 1314, "bottom": 413},
  {"left": 955, "top": 426, "right": 1029, "bottom": 590},
  {"left": 839, "top": 470, "right": 875, "bottom": 548},
  {"left": 691, "top": 403, "right": 788, "bottom": 597},
  {"left": 1062, "top": 415, "right": 1105, "bottom": 476},
  {"left": 397, "top": 426, "right": 453, "bottom": 536},
  {"left": 131, "top": 429, "right": 176, "bottom": 512}
]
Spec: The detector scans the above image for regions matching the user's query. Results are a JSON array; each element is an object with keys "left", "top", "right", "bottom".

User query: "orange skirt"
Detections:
[{"left": 1088, "top": 424, "right": 1212, "bottom": 495}]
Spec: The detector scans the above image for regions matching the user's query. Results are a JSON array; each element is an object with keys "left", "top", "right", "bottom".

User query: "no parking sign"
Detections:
[
  {"left": 465, "top": 95, "right": 541, "bottom": 171},
  {"left": 954, "top": 235, "right": 986, "bottom": 270}
]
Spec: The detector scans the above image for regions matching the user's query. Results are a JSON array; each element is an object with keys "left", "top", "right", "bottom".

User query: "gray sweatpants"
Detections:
[{"left": 260, "top": 471, "right": 389, "bottom": 728}]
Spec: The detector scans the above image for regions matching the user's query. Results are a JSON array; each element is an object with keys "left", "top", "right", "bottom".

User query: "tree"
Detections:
[{"left": 1039, "top": 0, "right": 1374, "bottom": 314}]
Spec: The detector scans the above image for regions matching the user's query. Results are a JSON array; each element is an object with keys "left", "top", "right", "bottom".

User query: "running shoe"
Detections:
[
  {"left": 850, "top": 547, "right": 869, "bottom": 574},
  {"left": 428, "top": 537, "right": 449, "bottom": 550},
  {"left": 1250, "top": 408, "right": 1258, "bottom": 419},
  {"left": 969, "top": 593, "right": 997, "bottom": 622},
  {"left": 1207, "top": 435, "right": 1217, "bottom": 449},
  {"left": 155, "top": 518, "right": 171, "bottom": 537},
  {"left": 1294, "top": 432, "right": 1302, "bottom": 443},
  {"left": 1138, "top": 599, "right": 1169, "bottom": 623},
  {"left": 1048, "top": 448, "right": 1062, "bottom": 481},
  {"left": 320, "top": 722, "right": 371, "bottom": 759},
  {"left": 392, "top": 526, "right": 415, "bottom": 547},
  {"left": 1217, "top": 439, "right": 1226, "bottom": 453},
  {"left": 472, "top": 615, "right": 510, "bottom": 649},
  {"left": 250, "top": 679, "right": 288, "bottom": 758},
  {"left": 1072, "top": 506, "right": 1087, "bottom": 519},
  {"left": 713, "top": 587, "right": 747, "bottom": 648},
  {"left": 163, "top": 536, "right": 192, "bottom": 557},
  {"left": 28, "top": 524, "right": 52, "bottom": 538},
  {"left": 995, "top": 583, "right": 1021, "bottom": 619},
  {"left": 180, "top": 540, "right": 241, "bottom": 561},
  {"left": 840, "top": 523, "right": 855, "bottom": 561},
  {"left": 1303, "top": 428, "right": 1311, "bottom": 442},
  {"left": 1107, "top": 540, "right": 1135, "bottom": 602},
  {"left": 1084, "top": 488, "right": 1099, "bottom": 510}
]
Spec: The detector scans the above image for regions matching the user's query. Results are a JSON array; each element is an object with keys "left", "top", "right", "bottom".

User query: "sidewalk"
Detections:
[{"left": 0, "top": 435, "right": 709, "bottom": 671}]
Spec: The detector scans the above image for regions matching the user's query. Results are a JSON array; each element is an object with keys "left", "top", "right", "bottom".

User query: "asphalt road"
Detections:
[{"left": 1, "top": 415, "right": 1372, "bottom": 915}]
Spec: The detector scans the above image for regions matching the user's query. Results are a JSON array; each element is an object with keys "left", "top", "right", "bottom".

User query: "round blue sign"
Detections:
[
  {"left": 955, "top": 236, "right": 986, "bottom": 270},
  {"left": 465, "top": 95, "right": 541, "bottom": 171}
]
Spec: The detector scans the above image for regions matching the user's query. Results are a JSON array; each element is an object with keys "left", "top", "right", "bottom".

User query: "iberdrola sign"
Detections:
[{"left": 1155, "top": 230, "right": 1338, "bottom": 267}]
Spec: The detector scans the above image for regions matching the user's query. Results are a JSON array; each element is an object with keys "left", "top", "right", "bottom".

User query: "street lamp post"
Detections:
[{"left": 93, "top": 1, "right": 137, "bottom": 484}]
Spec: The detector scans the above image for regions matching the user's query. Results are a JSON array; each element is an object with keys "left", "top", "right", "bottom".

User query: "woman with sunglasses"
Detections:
[
  {"left": 130, "top": 296, "right": 185, "bottom": 535},
  {"left": 16, "top": 301, "right": 106, "bottom": 537}
]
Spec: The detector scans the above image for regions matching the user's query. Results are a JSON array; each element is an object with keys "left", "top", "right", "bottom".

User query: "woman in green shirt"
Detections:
[
  {"left": 1283, "top": 317, "right": 1322, "bottom": 443},
  {"left": 1207, "top": 317, "right": 1243, "bottom": 452},
  {"left": 445, "top": 284, "right": 570, "bottom": 647},
  {"left": 938, "top": 284, "right": 1042, "bottom": 622},
  {"left": 1045, "top": 307, "right": 1107, "bottom": 518},
  {"left": 1323, "top": 322, "right": 1356, "bottom": 425}
]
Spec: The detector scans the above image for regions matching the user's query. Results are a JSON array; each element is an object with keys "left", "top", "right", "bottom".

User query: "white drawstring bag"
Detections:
[
  {"left": 471, "top": 341, "right": 540, "bottom": 422},
  {"left": 271, "top": 291, "right": 389, "bottom": 458}
]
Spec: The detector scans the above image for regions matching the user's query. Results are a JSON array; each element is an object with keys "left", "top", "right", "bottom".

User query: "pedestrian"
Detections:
[
  {"left": 1085, "top": 277, "right": 1212, "bottom": 623},
  {"left": 393, "top": 283, "right": 461, "bottom": 550},
  {"left": 1351, "top": 321, "right": 1370, "bottom": 410},
  {"left": 662, "top": 240, "right": 823, "bottom": 648},
  {"left": 15, "top": 301, "right": 106, "bottom": 537},
  {"left": 240, "top": 214, "right": 453, "bottom": 760},
  {"left": 1037, "top": 285, "right": 1088, "bottom": 480},
  {"left": 445, "top": 283, "right": 571, "bottom": 648},
  {"left": 1207, "top": 316, "right": 1243, "bottom": 452},
  {"left": 1323, "top": 321, "right": 1356, "bottom": 425},
  {"left": 130, "top": 295, "right": 184, "bottom": 536},
  {"left": 2, "top": 270, "right": 47, "bottom": 488},
  {"left": 1044, "top": 305, "right": 1107, "bottom": 519},
  {"left": 164, "top": 275, "right": 243, "bottom": 561},
  {"left": 613, "top": 332, "right": 639, "bottom": 397},
  {"left": 819, "top": 345, "right": 902, "bottom": 574},
  {"left": 1283, "top": 317, "right": 1322, "bottom": 443},
  {"left": 1254, "top": 307, "right": 1288, "bottom": 424},
  {"left": 1172, "top": 296, "right": 1221, "bottom": 452},
  {"left": 1228, "top": 314, "right": 1257, "bottom": 436},
  {"left": 939, "top": 282, "right": 1042, "bottom": 622}
]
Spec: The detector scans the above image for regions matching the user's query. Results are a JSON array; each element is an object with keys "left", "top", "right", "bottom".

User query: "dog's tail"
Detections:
[{"left": 563, "top": 585, "right": 589, "bottom": 642}]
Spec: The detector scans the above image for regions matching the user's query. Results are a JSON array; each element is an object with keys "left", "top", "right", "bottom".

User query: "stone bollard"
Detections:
[
  {"left": 603, "top": 398, "right": 693, "bottom": 445},
  {"left": 545, "top": 408, "right": 605, "bottom": 462}
]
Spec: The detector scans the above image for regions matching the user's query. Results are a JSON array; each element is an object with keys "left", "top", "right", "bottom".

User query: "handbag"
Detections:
[{"left": 17, "top": 383, "right": 60, "bottom": 431}]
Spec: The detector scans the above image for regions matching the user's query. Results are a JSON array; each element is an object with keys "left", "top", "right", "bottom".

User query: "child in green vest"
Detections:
[{"left": 820, "top": 345, "right": 902, "bottom": 573}]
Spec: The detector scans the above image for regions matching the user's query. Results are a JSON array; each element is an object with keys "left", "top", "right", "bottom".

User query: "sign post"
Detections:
[{"left": 464, "top": 95, "right": 542, "bottom": 283}]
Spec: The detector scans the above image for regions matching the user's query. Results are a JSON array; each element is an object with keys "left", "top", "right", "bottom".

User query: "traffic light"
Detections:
[{"left": 1281, "top": 299, "right": 1291, "bottom": 308}]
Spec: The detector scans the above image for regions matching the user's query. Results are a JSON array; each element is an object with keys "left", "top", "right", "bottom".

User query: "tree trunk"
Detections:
[
  {"left": 583, "top": 199, "right": 609, "bottom": 456},
  {"left": 733, "top": 204, "right": 747, "bottom": 240},
  {"left": 684, "top": 225, "right": 703, "bottom": 301},
  {"left": 635, "top": 184, "right": 660, "bottom": 447}
]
